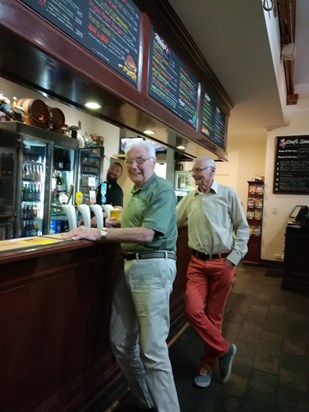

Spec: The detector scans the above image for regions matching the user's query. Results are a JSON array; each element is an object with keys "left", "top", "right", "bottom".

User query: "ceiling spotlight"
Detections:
[
  {"left": 85, "top": 101, "right": 102, "bottom": 109},
  {"left": 176, "top": 145, "right": 186, "bottom": 150},
  {"left": 143, "top": 129, "right": 155, "bottom": 135}
]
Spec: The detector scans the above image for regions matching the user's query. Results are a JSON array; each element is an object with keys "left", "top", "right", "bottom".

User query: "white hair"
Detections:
[
  {"left": 197, "top": 156, "right": 216, "bottom": 169},
  {"left": 125, "top": 140, "right": 156, "bottom": 159}
]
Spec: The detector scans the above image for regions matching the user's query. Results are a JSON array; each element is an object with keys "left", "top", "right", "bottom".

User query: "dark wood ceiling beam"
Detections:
[{"left": 277, "top": 0, "right": 298, "bottom": 104}]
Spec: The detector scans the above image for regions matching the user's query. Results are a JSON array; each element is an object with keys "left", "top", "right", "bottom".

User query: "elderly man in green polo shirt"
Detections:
[{"left": 66, "top": 141, "right": 180, "bottom": 412}]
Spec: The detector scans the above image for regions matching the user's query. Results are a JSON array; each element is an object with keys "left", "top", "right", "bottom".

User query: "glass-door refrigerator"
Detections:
[
  {"left": 49, "top": 143, "right": 77, "bottom": 234},
  {"left": 77, "top": 147, "right": 104, "bottom": 205},
  {"left": 0, "top": 127, "right": 18, "bottom": 239},
  {"left": 174, "top": 170, "right": 195, "bottom": 202},
  {"left": 19, "top": 134, "right": 52, "bottom": 237},
  {"left": 0, "top": 121, "right": 78, "bottom": 238}
]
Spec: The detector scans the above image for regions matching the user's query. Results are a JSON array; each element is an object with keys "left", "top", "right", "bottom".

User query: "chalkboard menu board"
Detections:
[
  {"left": 21, "top": 0, "right": 140, "bottom": 85},
  {"left": 274, "top": 135, "right": 309, "bottom": 194},
  {"left": 148, "top": 27, "right": 198, "bottom": 129},
  {"left": 201, "top": 91, "right": 226, "bottom": 149}
]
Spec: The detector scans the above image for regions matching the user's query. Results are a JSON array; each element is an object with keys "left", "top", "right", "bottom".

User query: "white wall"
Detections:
[
  {"left": 259, "top": 3, "right": 309, "bottom": 261},
  {"left": 216, "top": 136, "right": 266, "bottom": 210},
  {"left": 263, "top": 97, "right": 309, "bottom": 260},
  {"left": 216, "top": 97, "right": 309, "bottom": 262},
  {"left": 214, "top": 97, "right": 309, "bottom": 263}
]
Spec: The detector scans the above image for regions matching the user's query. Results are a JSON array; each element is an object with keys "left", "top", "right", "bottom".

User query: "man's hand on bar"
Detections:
[{"left": 63, "top": 226, "right": 101, "bottom": 241}]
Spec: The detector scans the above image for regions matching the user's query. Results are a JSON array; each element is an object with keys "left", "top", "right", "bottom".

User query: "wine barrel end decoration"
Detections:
[
  {"left": 48, "top": 106, "right": 66, "bottom": 131},
  {"left": 16, "top": 98, "right": 49, "bottom": 128}
]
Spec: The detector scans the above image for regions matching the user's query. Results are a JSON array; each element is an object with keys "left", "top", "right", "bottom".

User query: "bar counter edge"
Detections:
[{"left": 0, "top": 227, "right": 189, "bottom": 412}]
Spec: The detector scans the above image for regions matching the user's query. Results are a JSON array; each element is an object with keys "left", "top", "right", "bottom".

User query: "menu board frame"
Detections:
[
  {"left": 273, "top": 135, "right": 309, "bottom": 194},
  {"left": 14, "top": 0, "right": 231, "bottom": 159},
  {"left": 20, "top": 0, "right": 141, "bottom": 86},
  {"left": 201, "top": 89, "right": 227, "bottom": 149},
  {"left": 148, "top": 26, "right": 199, "bottom": 130}
]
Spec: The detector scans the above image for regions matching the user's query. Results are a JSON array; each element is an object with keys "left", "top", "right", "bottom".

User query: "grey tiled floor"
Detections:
[
  {"left": 170, "top": 264, "right": 309, "bottom": 412},
  {"left": 112, "top": 264, "right": 309, "bottom": 411}
]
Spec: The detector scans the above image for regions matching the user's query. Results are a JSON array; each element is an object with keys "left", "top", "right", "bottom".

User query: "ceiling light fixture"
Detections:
[
  {"left": 85, "top": 101, "right": 102, "bottom": 109},
  {"left": 176, "top": 145, "right": 186, "bottom": 150},
  {"left": 143, "top": 129, "right": 155, "bottom": 135}
]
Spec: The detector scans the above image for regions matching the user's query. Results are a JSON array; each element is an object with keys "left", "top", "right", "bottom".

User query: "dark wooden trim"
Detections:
[
  {"left": 277, "top": 0, "right": 298, "bottom": 105},
  {"left": 0, "top": 0, "right": 230, "bottom": 160}
]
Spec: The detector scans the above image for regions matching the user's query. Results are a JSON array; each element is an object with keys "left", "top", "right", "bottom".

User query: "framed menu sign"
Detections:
[
  {"left": 148, "top": 27, "right": 198, "bottom": 129},
  {"left": 274, "top": 135, "right": 309, "bottom": 194},
  {"left": 201, "top": 91, "right": 227, "bottom": 149},
  {"left": 21, "top": 0, "right": 140, "bottom": 85}
]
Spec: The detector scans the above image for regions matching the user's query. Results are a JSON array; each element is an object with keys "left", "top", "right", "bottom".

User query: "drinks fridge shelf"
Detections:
[
  {"left": 21, "top": 151, "right": 46, "bottom": 237},
  {"left": 77, "top": 147, "right": 104, "bottom": 205}
]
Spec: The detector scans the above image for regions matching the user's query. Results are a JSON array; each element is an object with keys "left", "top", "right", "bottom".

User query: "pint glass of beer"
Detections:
[{"left": 110, "top": 208, "right": 121, "bottom": 220}]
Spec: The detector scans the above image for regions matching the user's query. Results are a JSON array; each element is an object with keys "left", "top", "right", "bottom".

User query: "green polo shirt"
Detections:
[{"left": 121, "top": 173, "right": 177, "bottom": 253}]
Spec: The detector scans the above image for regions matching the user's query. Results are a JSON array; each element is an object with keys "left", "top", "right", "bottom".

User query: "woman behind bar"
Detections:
[{"left": 65, "top": 141, "right": 180, "bottom": 412}]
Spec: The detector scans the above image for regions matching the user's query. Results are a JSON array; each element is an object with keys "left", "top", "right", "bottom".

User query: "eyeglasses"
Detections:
[
  {"left": 190, "top": 166, "right": 213, "bottom": 173},
  {"left": 124, "top": 157, "right": 153, "bottom": 166}
]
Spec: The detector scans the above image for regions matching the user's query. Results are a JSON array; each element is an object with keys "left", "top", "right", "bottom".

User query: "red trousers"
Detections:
[{"left": 184, "top": 256, "right": 236, "bottom": 368}]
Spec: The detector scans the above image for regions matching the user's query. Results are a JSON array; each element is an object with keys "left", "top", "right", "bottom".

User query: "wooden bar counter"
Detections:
[{"left": 0, "top": 228, "right": 189, "bottom": 412}]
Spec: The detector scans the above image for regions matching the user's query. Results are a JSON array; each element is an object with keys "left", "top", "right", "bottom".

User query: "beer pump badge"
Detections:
[{"left": 75, "top": 191, "right": 83, "bottom": 205}]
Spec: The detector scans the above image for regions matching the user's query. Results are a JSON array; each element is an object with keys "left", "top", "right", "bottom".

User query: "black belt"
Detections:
[
  {"left": 192, "top": 249, "right": 230, "bottom": 261},
  {"left": 123, "top": 251, "right": 176, "bottom": 261}
]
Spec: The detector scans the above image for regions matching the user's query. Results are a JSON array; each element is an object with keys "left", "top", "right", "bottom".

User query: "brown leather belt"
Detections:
[
  {"left": 123, "top": 251, "right": 176, "bottom": 261},
  {"left": 192, "top": 249, "right": 230, "bottom": 261}
]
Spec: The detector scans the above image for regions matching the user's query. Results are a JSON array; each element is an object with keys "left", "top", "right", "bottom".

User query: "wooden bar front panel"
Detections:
[
  {"left": 0, "top": 229, "right": 189, "bottom": 412},
  {"left": 0, "top": 242, "right": 123, "bottom": 412}
]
